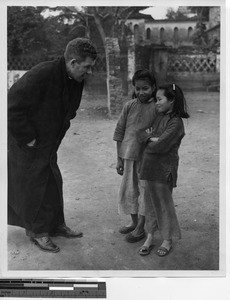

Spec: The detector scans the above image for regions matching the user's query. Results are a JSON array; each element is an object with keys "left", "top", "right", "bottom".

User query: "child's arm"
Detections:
[
  {"left": 136, "top": 103, "right": 157, "bottom": 144},
  {"left": 113, "top": 101, "right": 131, "bottom": 142},
  {"left": 116, "top": 141, "right": 124, "bottom": 175},
  {"left": 113, "top": 102, "right": 130, "bottom": 175},
  {"left": 136, "top": 127, "right": 153, "bottom": 144},
  {"left": 137, "top": 127, "right": 159, "bottom": 144},
  {"left": 146, "top": 118, "right": 184, "bottom": 153},
  {"left": 145, "top": 128, "right": 159, "bottom": 142}
]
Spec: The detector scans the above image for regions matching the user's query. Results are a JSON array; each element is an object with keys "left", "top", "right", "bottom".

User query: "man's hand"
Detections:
[
  {"left": 27, "top": 139, "right": 36, "bottom": 147},
  {"left": 116, "top": 157, "right": 124, "bottom": 176}
]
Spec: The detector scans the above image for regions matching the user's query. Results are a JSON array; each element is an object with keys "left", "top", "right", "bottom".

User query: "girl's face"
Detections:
[
  {"left": 156, "top": 89, "right": 174, "bottom": 114},
  {"left": 134, "top": 79, "right": 155, "bottom": 103}
]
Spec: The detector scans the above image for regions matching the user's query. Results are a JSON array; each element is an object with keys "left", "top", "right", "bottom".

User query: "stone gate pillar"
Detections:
[
  {"left": 127, "top": 35, "right": 135, "bottom": 94},
  {"left": 105, "top": 37, "right": 123, "bottom": 115}
]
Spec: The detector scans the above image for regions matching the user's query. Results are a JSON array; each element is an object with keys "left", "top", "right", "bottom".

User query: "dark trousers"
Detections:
[
  {"left": 144, "top": 180, "right": 181, "bottom": 240},
  {"left": 26, "top": 171, "right": 65, "bottom": 238}
]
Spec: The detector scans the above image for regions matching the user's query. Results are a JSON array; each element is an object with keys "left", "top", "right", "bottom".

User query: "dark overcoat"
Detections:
[{"left": 8, "top": 56, "right": 84, "bottom": 231}]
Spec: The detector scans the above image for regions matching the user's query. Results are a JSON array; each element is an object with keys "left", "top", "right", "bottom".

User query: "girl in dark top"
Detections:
[{"left": 137, "top": 83, "right": 189, "bottom": 256}]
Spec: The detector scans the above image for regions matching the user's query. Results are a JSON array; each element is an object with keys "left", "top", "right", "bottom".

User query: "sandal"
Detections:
[
  {"left": 156, "top": 245, "right": 172, "bottom": 257},
  {"left": 138, "top": 245, "right": 154, "bottom": 256}
]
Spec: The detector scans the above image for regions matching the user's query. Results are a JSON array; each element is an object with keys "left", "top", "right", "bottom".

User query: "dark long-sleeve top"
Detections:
[
  {"left": 113, "top": 98, "right": 156, "bottom": 160},
  {"left": 138, "top": 113, "right": 185, "bottom": 187},
  {"left": 8, "top": 56, "right": 84, "bottom": 148}
]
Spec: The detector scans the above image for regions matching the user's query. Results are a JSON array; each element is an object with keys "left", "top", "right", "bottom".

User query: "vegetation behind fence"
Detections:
[
  {"left": 168, "top": 53, "right": 218, "bottom": 73},
  {"left": 8, "top": 49, "right": 220, "bottom": 92},
  {"left": 7, "top": 54, "right": 107, "bottom": 72}
]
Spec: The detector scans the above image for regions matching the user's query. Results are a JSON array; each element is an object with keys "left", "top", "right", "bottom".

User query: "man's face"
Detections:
[{"left": 68, "top": 57, "right": 96, "bottom": 82}]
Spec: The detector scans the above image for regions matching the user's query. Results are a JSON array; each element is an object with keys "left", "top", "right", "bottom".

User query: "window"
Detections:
[
  {"left": 146, "top": 28, "right": 151, "bottom": 40},
  {"left": 160, "top": 27, "right": 165, "bottom": 44},
  {"left": 188, "top": 27, "right": 193, "bottom": 41},
  {"left": 134, "top": 24, "right": 139, "bottom": 42},
  {"left": 173, "top": 27, "right": 179, "bottom": 43}
]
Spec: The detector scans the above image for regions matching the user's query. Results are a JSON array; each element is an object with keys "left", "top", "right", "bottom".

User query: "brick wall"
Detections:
[{"left": 105, "top": 38, "right": 123, "bottom": 115}]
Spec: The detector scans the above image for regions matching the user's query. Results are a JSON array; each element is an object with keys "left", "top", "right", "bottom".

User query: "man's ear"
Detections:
[{"left": 70, "top": 59, "right": 77, "bottom": 67}]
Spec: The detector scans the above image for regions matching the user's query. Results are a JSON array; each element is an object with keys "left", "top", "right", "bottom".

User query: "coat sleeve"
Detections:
[
  {"left": 8, "top": 70, "right": 46, "bottom": 145},
  {"left": 136, "top": 104, "right": 157, "bottom": 144},
  {"left": 69, "top": 81, "right": 84, "bottom": 120},
  {"left": 145, "top": 117, "right": 185, "bottom": 154},
  {"left": 136, "top": 129, "right": 152, "bottom": 144},
  {"left": 113, "top": 101, "right": 131, "bottom": 142}
]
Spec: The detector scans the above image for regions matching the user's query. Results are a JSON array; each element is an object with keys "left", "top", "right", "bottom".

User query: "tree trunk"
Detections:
[
  {"left": 92, "top": 8, "right": 112, "bottom": 117},
  {"left": 119, "top": 38, "right": 128, "bottom": 95},
  {"left": 104, "top": 45, "right": 111, "bottom": 117}
]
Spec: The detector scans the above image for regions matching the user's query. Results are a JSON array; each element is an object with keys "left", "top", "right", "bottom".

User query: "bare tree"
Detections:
[{"left": 68, "top": 6, "right": 149, "bottom": 116}]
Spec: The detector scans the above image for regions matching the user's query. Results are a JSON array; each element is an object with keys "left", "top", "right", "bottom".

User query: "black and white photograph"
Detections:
[{"left": 0, "top": 0, "right": 227, "bottom": 290}]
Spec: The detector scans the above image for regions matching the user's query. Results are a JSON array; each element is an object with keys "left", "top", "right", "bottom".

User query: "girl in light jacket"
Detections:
[{"left": 113, "top": 70, "right": 157, "bottom": 243}]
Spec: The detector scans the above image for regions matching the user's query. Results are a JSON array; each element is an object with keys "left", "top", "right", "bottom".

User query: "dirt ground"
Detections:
[{"left": 8, "top": 91, "right": 220, "bottom": 272}]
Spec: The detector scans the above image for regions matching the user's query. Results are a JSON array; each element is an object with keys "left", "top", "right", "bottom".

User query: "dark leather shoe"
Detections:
[
  {"left": 125, "top": 231, "right": 145, "bottom": 243},
  {"left": 51, "top": 225, "right": 83, "bottom": 239},
  {"left": 119, "top": 225, "right": 136, "bottom": 234},
  {"left": 30, "top": 237, "right": 60, "bottom": 253}
]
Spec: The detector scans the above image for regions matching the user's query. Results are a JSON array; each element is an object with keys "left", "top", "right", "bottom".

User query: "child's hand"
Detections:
[
  {"left": 149, "top": 137, "right": 159, "bottom": 142},
  {"left": 146, "top": 127, "right": 153, "bottom": 134},
  {"left": 116, "top": 157, "right": 124, "bottom": 176}
]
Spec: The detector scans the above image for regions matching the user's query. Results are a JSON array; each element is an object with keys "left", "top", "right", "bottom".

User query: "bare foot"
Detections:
[
  {"left": 138, "top": 234, "right": 154, "bottom": 256},
  {"left": 141, "top": 233, "right": 154, "bottom": 248}
]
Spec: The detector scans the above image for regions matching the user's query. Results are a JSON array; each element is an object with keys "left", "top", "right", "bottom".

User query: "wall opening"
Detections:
[
  {"left": 160, "top": 27, "right": 165, "bottom": 44},
  {"left": 173, "top": 27, "right": 179, "bottom": 44},
  {"left": 134, "top": 24, "right": 139, "bottom": 43},
  {"left": 187, "top": 27, "right": 193, "bottom": 41},
  {"left": 146, "top": 28, "right": 151, "bottom": 40}
]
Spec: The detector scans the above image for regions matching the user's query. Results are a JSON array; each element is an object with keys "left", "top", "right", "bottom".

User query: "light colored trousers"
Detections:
[{"left": 118, "top": 159, "right": 145, "bottom": 216}]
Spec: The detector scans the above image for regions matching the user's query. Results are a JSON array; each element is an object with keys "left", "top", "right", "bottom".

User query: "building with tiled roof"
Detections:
[{"left": 126, "top": 7, "right": 220, "bottom": 49}]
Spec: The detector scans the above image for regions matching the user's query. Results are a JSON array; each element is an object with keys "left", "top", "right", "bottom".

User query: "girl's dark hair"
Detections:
[
  {"left": 131, "top": 69, "right": 157, "bottom": 99},
  {"left": 158, "top": 83, "right": 190, "bottom": 119}
]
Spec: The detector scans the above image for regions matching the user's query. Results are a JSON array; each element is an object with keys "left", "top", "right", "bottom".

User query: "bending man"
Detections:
[{"left": 8, "top": 38, "right": 97, "bottom": 253}]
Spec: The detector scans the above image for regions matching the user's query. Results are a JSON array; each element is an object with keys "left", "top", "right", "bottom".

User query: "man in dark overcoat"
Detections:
[{"left": 8, "top": 38, "right": 97, "bottom": 253}]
